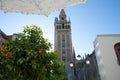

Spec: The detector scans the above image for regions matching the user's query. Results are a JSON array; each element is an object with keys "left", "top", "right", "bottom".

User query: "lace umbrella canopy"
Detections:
[{"left": 0, "top": 0, "right": 86, "bottom": 16}]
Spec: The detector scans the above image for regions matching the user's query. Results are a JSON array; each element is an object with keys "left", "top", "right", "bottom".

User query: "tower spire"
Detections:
[
  {"left": 59, "top": 9, "right": 66, "bottom": 20},
  {"left": 60, "top": 9, "right": 66, "bottom": 16}
]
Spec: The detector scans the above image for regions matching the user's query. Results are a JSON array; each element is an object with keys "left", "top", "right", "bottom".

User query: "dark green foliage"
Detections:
[{"left": 0, "top": 24, "right": 67, "bottom": 80}]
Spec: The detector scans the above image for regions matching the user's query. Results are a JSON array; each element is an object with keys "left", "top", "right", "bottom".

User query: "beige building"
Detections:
[{"left": 94, "top": 34, "right": 120, "bottom": 80}]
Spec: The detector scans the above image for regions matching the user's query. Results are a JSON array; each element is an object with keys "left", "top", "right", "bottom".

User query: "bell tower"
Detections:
[{"left": 54, "top": 9, "right": 74, "bottom": 78}]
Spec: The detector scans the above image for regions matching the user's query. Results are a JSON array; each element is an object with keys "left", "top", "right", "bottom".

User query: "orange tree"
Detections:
[{"left": 0, "top": 25, "right": 67, "bottom": 80}]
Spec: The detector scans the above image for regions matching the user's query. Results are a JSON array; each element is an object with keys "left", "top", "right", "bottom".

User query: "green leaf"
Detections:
[
  {"left": 0, "top": 74, "right": 3, "bottom": 78},
  {"left": 6, "top": 64, "right": 13, "bottom": 71},
  {"left": 17, "top": 58, "right": 24, "bottom": 65}
]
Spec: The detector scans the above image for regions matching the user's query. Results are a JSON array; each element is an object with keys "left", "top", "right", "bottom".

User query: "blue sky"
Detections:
[{"left": 0, "top": 0, "right": 120, "bottom": 57}]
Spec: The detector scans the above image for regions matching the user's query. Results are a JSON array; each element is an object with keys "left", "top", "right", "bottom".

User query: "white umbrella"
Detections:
[{"left": 0, "top": 0, "right": 86, "bottom": 16}]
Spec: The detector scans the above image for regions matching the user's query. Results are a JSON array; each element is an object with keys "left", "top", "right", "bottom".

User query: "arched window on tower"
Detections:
[
  {"left": 62, "top": 23, "right": 64, "bottom": 29},
  {"left": 62, "top": 17, "right": 64, "bottom": 20},
  {"left": 56, "top": 25, "right": 58, "bottom": 29},
  {"left": 114, "top": 42, "right": 120, "bottom": 65},
  {"left": 65, "top": 25, "right": 67, "bottom": 29},
  {"left": 68, "top": 25, "right": 70, "bottom": 29},
  {"left": 62, "top": 56, "right": 66, "bottom": 62}
]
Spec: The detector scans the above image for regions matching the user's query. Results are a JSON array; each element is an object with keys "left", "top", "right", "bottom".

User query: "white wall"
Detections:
[{"left": 94, "top": 35, "right": 120, "bottom": 80}]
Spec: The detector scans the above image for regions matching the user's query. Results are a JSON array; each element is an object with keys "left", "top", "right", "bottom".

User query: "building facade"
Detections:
[
  {"left": 54, "top": 9, "right": 74, "bottom": 80},
  {"left": 0, "top": 29, "right": 17, "bottom": 45},
  {"left": 94, "top": 34, "right": 120, "bottom": 80},
  {"left": 75, "top": 52, "right": 100, "bottom": 80}
]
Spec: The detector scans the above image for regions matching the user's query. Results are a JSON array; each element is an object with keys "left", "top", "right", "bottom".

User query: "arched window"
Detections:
[
  {"left": 68, "top": 25, "right": 70, "bottom": 29},
  {"left": 62, "top": 24, "right": 64, "bottom": 29},
  {"left": 62, "top": 17, "right": 64, "bottom": 20},
  {"left": 56, "top": 25, "right": 58, "bottom": 29},
  {"left": 114, "top": 42, "right": 120, "bottom": 65}
]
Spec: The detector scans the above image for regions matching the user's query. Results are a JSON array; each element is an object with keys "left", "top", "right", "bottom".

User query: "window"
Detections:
[
  {"left": 62, "top": 17, "right": 64, "bottom": 20},
  {"left": 118, "top": 48, "right": 120, "bottom": 54},
  {"left": 68, "top": 25, "right": 70, "bottom": 29},
  {"left": 62, "top": 58, "right": 66, "bottom": 62},
  {"left": 65, "top": 25, "right": 67, "bottom": 29},
  {"left": 62, "top": 56, "right": 66, "bottom": 62},
  {"left": 114, "top": 42, "right": 120, "bottom": 65},
  {"left": 57, "top": 26, "right": 58, "bottom": 29},
  {"left": 62, "top": 24, "right": 64, "bottom": 29},
  {"left": 62, "top": 50, "right": 65, "bottom": 54}
]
